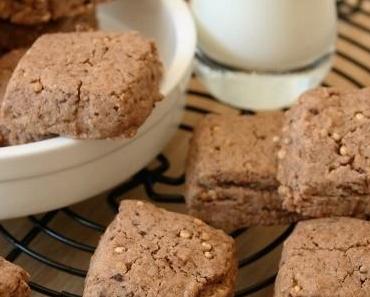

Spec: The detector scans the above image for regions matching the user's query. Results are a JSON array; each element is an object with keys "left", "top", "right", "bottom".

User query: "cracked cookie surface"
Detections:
[
  {"left": 277, "top": 87, "right": 370, "bottom": 217},
  {"left": 275, "top": 217, "right": 370, "bottom": 297},
  {"left": 186, "top": 113, "right": 301, "bottom": 232},
  {"left": 1, "top": 31, "right": 163, "bottom": 140},
  {"left": 0, "top": 257, "right": 30, "bottom": 297},
  {"left": 83, "top": 200, "right": 237, "bottom": 297}
]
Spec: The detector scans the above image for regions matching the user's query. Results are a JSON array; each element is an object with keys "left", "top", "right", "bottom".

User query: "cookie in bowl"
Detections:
[{"left": 1, "top": 31, "right": 163, "bottom": 141}]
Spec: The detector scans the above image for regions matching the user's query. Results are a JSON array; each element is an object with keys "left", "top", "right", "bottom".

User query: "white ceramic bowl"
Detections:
[{"left": 0, "top": 0, "right": 196, "bottom": 220}]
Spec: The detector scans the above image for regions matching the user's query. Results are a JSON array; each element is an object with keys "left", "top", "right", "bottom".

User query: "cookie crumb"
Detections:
[
  {"left": 204, "top": 251, "right": 213, "bottom": 259},
  {"left": 201, "top": 242, "right": 213, "bottom": 251},
  {"left": 332, "top": 132, "right": 341, "bottom": 141},
  {"left": 211, "top": 126, "right": 220, "bottom": 132},
  {"left": 277, "top": 150, "right": 286, "bottom": 160},
  {"left": 360, "top": 265, "right": 367, "bottom": 273},
  {"left": 272, "top": 136, "right": 280, "bottom": 143},
  {"left": 114, "top": 247, "right": 125, "bottom": 254},
  {"left": 179, "top": 230, "right": 192, "bottom": 239},
  {"left": 193, "top": 218, "right": 203, "bottom": 225},
  {"left": 339, "top": 145, "right": 348, "bottom": 156},
  {"left": 283, "top": 138, "right": 291, "bottom": 145},
  {"left": 32, "top": 81, "right": 43, "bottom": 93},
  {"left": 201, "top": 232, "right": 210, "bottom": 241},
  {"left": 355, "top": 113, "right": 365, "bottom": 120},
  {"left": 278, "top": 186, "right": 290, "bottom": 196},
  {"left": 136, "top": 201, "right": 144, "bottom": 207},
  {"left": 121, "top": 263, "right": 128, "bottom": 274},
  {"left": 293, "top": 285, "right": 301, "bottom": 292}
]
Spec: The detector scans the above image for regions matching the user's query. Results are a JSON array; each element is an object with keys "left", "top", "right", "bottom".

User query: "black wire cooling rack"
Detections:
[{"left": 0, "top": 1, "right": 369, "bottom": 296}]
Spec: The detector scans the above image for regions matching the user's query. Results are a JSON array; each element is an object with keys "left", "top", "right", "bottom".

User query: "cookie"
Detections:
[
  {"left": 0, "top": 49, "right": 47, "bottom": 146},
  {"left": 186, "top": 113, "right": 300, "bottom": 232},
  {"left": 0, "top": 49, "right": 51, "bottom": 146},
  {"left": 0, "top": 0, "right": 107, "bottom": 25},
  {"left": 0, "top": 257, "right": 31, "bottom": 297},
  {"left": 275, "top": 217, "right": 370, "bottom": 297},
  {"left": 0, "top": 9, "right": 97, "bottom": 51},
  {"left": 84, "top": 200, "right": 237, "bottom": 297},
  {"left": 277, "top": 87, "right": 370, "bottom": 217},
  {"left": 1, "top": 31, "right": 163, "bottom": 140}
]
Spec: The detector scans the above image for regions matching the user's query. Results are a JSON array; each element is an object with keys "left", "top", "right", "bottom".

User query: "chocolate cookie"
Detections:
[
  {"left": 0, "top": 257, "right": 30, "bottom": 297},
  {"left": 0, "top": 9, "right": 97, "bottom": 51},
  {"left": 186, "top": 113, "right": 300, "bottom": 232},
  {"left": 0, "top": 0, "right": 107, "bottom": 25},
  {"left": 84, "top": 200, "right": 237, "bottom": 297},
  {"left": 277, "top": 87, "right": 370, "bottom": 217},
  {"left": 1, "top": 31, "right": 163, "bottom": 140},
  {"left": 275, "top": 217, "right": 370, "bottom": 297}
]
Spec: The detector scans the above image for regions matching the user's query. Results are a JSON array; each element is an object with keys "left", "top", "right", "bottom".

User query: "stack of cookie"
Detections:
[
  {"left": 0, "top": 0, "right": 106, "bottom": 51},
  {"left": 186, "top": 87, "right": 370, "bottom": 232},
  {"left": 184, "top": 86, "right": 370, "bottom": 296},
  {"left": 186, "top": 112, "right": 301, "bottom": 232}
]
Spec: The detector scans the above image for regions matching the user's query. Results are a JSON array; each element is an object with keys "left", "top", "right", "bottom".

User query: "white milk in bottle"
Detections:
[{"left": 191, "top": 0, "right": 337, "bottom": 110}]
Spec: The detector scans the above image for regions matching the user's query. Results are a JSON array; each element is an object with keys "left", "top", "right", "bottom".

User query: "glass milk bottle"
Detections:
[{"left": 191, "top": 0, "right": 337, "bottom": 110}]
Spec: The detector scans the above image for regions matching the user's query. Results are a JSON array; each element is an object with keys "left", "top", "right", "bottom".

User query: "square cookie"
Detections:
[
  {"left": 0, "top": 49, "right": 50, "bottom": 146},
  {"left": 0, "top": 257, "right": 31, "bottom": 297},
  {"left": 84, "top": 200, "right": 237, "bottom": 297},
  {"left": 275, "top": 217, "right": 370, "bottom": 297},
  {"left": 1, "top": 31, "right": 163, "bottom": 140},
  {"left": 278, "top": 87, "right": 370, "bottom": 217},
  {"left": 186, "top": 113, "right": 300, "bottom": 233}
]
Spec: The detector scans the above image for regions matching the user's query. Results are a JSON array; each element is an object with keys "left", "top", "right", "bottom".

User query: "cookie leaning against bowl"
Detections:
[
  {"left": 0, "top": 257, "right": 31, "bottom": 297},
  {"left": 84, "top": 200, "right": 237, "bottom": 297},
  {"left": 1, "top": 31, "right": 163, "bottom": 140}
]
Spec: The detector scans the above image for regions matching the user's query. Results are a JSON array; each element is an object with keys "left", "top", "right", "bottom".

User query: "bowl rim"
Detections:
[{"left": 0, "top": 0, "right": 196, "bottom": 159}]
